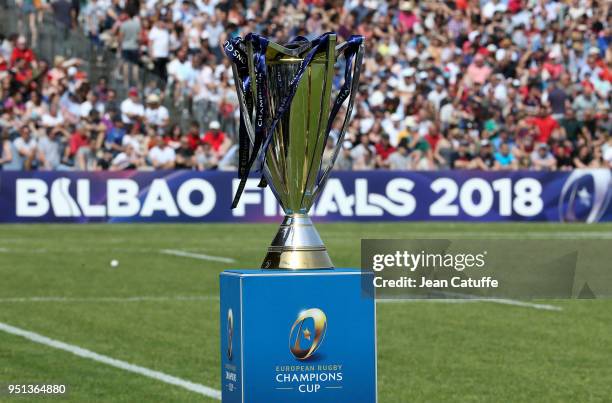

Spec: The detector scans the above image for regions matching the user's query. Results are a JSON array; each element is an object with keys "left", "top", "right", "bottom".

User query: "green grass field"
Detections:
[{"left": 0, "top": 223, "right": 611, "bottom": 403}]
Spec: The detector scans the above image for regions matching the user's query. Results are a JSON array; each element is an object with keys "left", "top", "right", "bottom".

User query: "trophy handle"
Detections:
[{"left": 311, "top": 42, "right": 365, "bottom": 201}]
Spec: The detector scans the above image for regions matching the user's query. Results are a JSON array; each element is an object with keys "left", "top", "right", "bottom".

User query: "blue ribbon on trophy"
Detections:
[
  {"left": 223, "top": 36, "right": 267, "bottom": 194},
  {"left": 222, "top": 37, "right": 252, "bottom": 180},
  {"left": 224, "top": 34, "right": 271, "bottom": 207},
  {"left": 223, "top": 33, "right": 364, "bottom": 209},
  {"left": 316, "top": 35, "right": 363, "bottom": 187},
  {"left": 250, "top": 34, "right": 271, "bottom": 190}
]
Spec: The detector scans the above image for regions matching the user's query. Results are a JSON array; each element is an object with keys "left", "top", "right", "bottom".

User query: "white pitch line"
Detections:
[
  {"left": 0, "top": 296, "right": 219, "bottom": 303},
  {"left": 160, "top": 249, "right": 236, "bottom": 264},
  {"left": 482, "top": 298, "right": 562, "bottom": 311},
  {"left": 377, "top": 298, "right": 562, "bottom": 311},
  {"left": 377, "top": 299, "right": 479, "bottom": 305},
  {"left": 359, "top": 232, "right": 612, "bottom": 240},
  {"left": 1, "top": 295, "right": 559, "bottom": 310},
  {"left": 0, "top": 321, "right": 222, "bottom": 400}
]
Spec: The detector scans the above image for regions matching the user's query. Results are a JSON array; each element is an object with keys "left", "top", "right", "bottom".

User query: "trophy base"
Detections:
[
  {"left": 220, "top": 269, "right": 377, "bottom": 402},
  {"left": 262, "top": 214, "right": 334, "bottom": 270}
]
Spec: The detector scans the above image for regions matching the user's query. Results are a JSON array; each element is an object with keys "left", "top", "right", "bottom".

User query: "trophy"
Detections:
[
  {"left": 220, "top": 34, "right": 375, "bottom": 403},
  {"left": 224, "top": 32, "right": 364, "bottom": 270}
]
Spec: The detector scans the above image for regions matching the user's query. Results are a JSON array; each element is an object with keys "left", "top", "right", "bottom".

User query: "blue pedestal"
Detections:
[{"left": 220, "top": 269, "right": 376, "bottom": 403}]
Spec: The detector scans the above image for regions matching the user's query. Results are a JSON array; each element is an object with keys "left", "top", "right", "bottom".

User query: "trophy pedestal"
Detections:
[
  {"left": 219, "top": 269, "right": 377, "bottom": 403},
  {"left": 262, "top": 214, "right": 334, "bottom": 270}
]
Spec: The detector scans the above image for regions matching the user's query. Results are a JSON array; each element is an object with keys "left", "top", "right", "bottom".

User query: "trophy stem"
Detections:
[{"left": 262, "top": 214, "right": 334, "bottom": 270}]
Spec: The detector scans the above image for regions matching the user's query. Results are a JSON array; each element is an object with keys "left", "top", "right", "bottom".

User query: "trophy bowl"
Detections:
[{"left": 224, "top": 32, "right": 364, "bottom": 269}]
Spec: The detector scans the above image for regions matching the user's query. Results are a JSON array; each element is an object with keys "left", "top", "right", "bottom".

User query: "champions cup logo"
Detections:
[
  {"left": 289, "top": 308, "right": 327, "bottom": 360},
  {"left": 559, "top": 170, "right": 611, "bottom": 223},
  {"left": 227, "top": 309, "right": 233, "bottom": 361}
]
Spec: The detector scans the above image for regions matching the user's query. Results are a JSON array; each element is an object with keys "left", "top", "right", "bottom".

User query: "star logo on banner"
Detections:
[
  {"left": 302, "top": 328, "right": 311, "bottom": 340},
  {"left": 577, "top": 187, "right": 591, "bottom": 207}
]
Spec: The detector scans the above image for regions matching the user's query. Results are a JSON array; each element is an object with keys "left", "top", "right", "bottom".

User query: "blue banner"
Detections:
[{"left": 0, "top": 170, "right": 610, "bottom": 223}]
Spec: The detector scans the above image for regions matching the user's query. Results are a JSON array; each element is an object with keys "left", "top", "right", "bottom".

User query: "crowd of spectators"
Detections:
[
  {"left": 0, "top": 34, "right": 235, "bottom": 170},
  {"left": 1, "top": 0, "right": 611, "bottom": 172}
]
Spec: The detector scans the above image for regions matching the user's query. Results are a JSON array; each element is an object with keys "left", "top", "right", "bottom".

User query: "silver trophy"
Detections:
[{"left": 226, "top": 33, "right": 364, "bottom": 269}]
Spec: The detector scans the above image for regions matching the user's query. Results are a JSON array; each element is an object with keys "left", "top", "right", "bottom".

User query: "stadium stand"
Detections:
[{"left": 0, "top": 0, "right": 610, "bottom": 171}]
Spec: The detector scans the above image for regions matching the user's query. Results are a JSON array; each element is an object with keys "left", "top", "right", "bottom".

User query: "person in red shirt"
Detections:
[
  {"left": 12, "top": 58, "right": 33, "bottom": 85},
  {"left": 63, "top": 125, "right": 95, "bottom": 170},
  {"left": 455, "top": 0, "right": 469, "bottom": 10},
  {"left": 10, "top": 36, "right": 36, "bottom": 68},
  {"left": 507, "top": 0, "right": 522, "bottom": 13},
  {"left": 424, "top": 124, "right": 442, "bottom": 151},
  {"left": 68, "top": 127, "right": 90, "bottom": 157},
  {"left": 543, "top": 54, "right": 564, "bottom": 80},
  {"left": 185, "top": 121, "right": 201, "bottom": 151},
  {"left": 525, "top": 106, "right": 559, "bottom": 144},
  {"left": 0, "top": 54, "right": 8, "bottom": 72},
  {"left": 375, "top": 133, "right": 396, "bottom": 168},
  {"left": 201, "top": 120, "right": 229, "bottom": 156},
  {"left": 594, "top": 58, "right": 611, "bottom": 83}
]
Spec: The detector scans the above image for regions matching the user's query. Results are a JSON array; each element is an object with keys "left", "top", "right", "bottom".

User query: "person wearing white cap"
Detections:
[
  {"left": 202, "top": 120, "right": 230, "bottom": 157},
  {"left": 397, "top": 67, "right": 416, "bottom": 93},
  {"left": 144, "top": 93, "right": 169, "bottom": 128}
]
